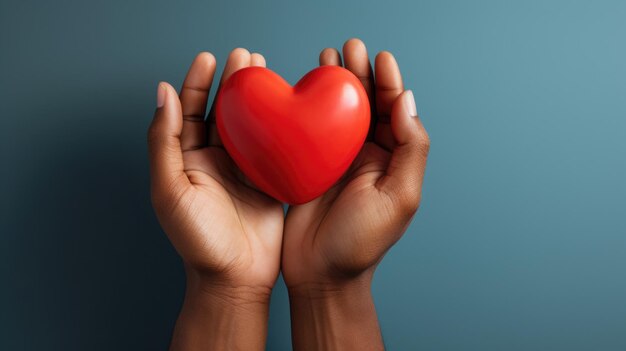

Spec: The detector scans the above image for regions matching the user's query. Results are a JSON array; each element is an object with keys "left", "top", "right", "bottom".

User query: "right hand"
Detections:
[{"left": 148, "top": 49, "right": 285, "bottom": 294}]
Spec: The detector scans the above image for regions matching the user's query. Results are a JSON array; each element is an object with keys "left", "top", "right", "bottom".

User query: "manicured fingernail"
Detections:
[
  {"left": 157, "top": 82, "right": 166, "bottom": 108},
  {"left": 404, "top": 90, "right": 417, "bottom": 117}
]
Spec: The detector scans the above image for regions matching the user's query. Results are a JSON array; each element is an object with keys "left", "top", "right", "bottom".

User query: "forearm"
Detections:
[
  {"left": 170, "top": 268, "right": 271, "bottom": 351},
  {"left": 288, "top": 277, "right": 384, "bottom": 351}
]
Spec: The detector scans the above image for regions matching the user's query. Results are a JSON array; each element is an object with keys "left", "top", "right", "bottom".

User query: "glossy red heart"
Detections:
[{"left": 216, "top": 65, "right": 370, "bottom": 204}]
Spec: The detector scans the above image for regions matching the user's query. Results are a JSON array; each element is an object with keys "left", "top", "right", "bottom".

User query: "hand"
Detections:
[
  {"left": 148, "top": 49, "right": 283, "bottom": 350},
  {"left": 282, "top": 39, "right": 430, "bottom": 350}
]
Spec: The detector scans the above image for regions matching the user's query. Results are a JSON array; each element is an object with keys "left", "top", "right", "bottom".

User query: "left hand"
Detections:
[
  {"left": 281, "top": 38, "right": 430, "bottom": 351},
  {"left": 282, "top": 38, "right": 430, "bottom": 290}
]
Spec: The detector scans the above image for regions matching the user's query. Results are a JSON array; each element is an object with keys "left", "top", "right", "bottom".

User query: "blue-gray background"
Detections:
[{"left": 1, "top": 0, "right": 625, "bottom": 349}]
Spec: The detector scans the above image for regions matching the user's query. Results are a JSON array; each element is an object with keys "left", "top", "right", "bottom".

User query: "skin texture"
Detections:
[
  {"left": 282, "top": 39, "right": 430, "bottom": 351},
  {"left": 149, "top": 38, "right": 429, "bottom": 351},
  {"left": 148, "top": 49, "right": 283, "bottom": 351}
]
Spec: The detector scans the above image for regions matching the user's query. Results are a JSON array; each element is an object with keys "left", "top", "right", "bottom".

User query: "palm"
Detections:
[
  {"left": 311, "top": 143, "right": 391, "bottom": 252},
  {"left": 284, "top": 142, "right": 395, "bottom": 281},
  {"left": 175, "top": 147, "right": 283, "bottom": 286}
]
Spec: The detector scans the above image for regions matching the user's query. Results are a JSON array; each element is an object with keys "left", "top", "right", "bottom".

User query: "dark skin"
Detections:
[
  {"left": 149, "top": 49, "right": 282, "bottom": 350},
  {"left": 148, "top": 38, "right": 429, "bottom": 351},
  {"left": 283, "top": 39, "right": 430, "bottom": 351}
]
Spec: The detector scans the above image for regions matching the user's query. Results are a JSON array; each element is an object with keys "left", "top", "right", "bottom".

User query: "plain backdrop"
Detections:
[{"left": 1, "top": 0, "right": 625, "bottom": 350}]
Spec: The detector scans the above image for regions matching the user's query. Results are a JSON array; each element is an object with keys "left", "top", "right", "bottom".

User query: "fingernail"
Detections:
[
  {"left": 157, "top": 82, "right": 166, "bottom": 108},
  {"left": 404, "top": 90, "right": 417, "bottom": 117}
]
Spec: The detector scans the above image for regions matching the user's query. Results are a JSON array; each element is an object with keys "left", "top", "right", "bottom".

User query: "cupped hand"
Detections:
[
  {"left": 148, "top": 49, "right": 284, "bottom": 293},
  {"left": 282, "top": 39, "right": 430, "bottom": 289}
]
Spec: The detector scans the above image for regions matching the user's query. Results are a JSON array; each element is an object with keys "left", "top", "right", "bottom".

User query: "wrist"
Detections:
[
  {"left": 169, "top": 267, "right": 272, "bottom": 351},
  {"left": 186, "top": 266, "right": 273, "bottom": 306},
  {"left": 287, "top": 276, "right": 384, "bottom": 351},
  {"left": 287, "top": 274, "right": 373, "bottom": 301},
  {"left": 185, "top": 262, "right": 275, "bottom": 302}
]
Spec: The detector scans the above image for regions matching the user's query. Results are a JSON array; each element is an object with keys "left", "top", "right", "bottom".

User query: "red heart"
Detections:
[{"left": 216, "top": 66, "right": 370, "bottom": 204}]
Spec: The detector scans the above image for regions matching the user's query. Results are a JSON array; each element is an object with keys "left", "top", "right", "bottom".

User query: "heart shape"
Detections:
[{"left": 216, "top": 65, "right": 370, "bottom": 204}]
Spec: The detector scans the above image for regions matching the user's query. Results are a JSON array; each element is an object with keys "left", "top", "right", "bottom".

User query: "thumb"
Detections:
[
  {"left": 378, "top": 90, "right": 430, "bottom": 213},
  {"left": 148, "top": 82, "right": 189, "bottom": 201}
]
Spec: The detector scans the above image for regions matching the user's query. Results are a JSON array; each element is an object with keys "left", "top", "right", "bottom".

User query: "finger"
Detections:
[
  {"left": 208, "top": 48, "right": 252, "bottom": 146},
  {"left": 148, "top": 82, "right": 190, "bottom": 199},
  {"left": 343, "top": 39, "right": 374, "bottom": 102},
  {"left": 179, "top": 52, "right": 216, "bottom": 151},
  {"left": 319, "top": 48, "right": 342, "bottom": 66},
  {"left": 250, "top": 52, "right": 266, "bottom": 67},
  {"left": 220, "top": 47, "right": 252, "bottom": 84},
  {"left": 231, "top": 52, "right": 266, "bottom": 190},
  {"left": 377, "top": 90, "right": 430, "bottom": 215},
  {"left": 374, "top": 51, "right": 404, "bottom": 150},
  {"left": 342, "top": 38, "right": 376, "bottom": 140}
]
